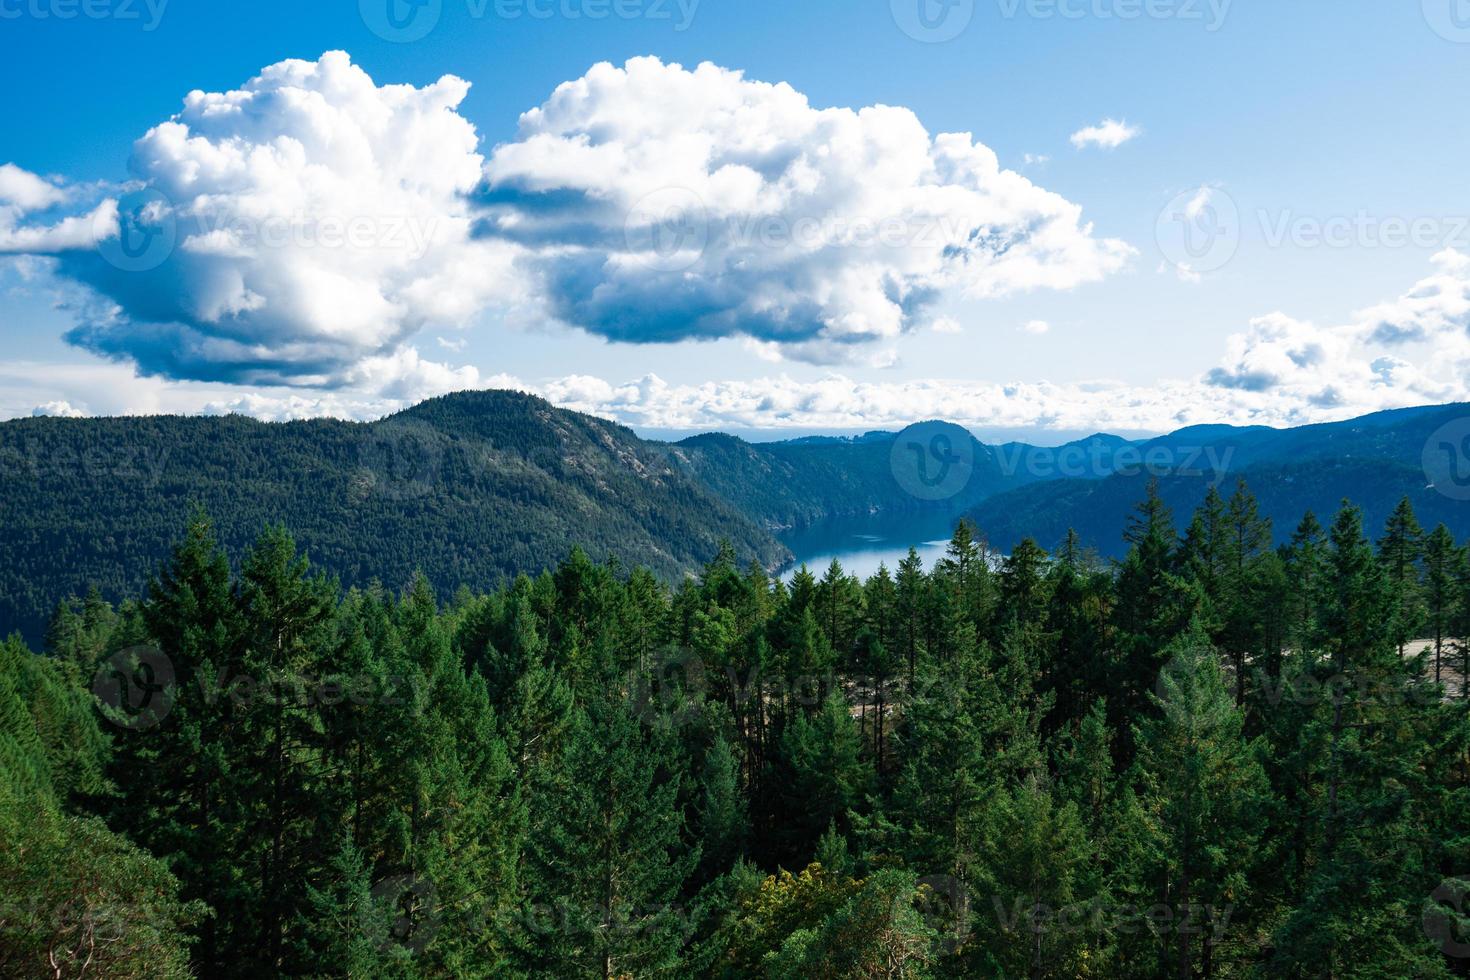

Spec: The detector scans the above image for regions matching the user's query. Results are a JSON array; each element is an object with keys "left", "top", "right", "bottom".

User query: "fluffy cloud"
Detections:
[
  {"left": 530, "top": 373, "right": 1305, "bottom": 434},
  {"left": 30, "top": 400, "right": 86, "bottom": 418},
  {"left": 1202, "top": 250, "right": 1470, "bottom": 411},
  {"left": 480, "top": 57, "right": 1133, "bottom": 363},
  {"left": 0, "top": 165, "right": 108, "bottom": 253},
  {"left": 1205, "top": 312, "right": 1356, "bottom": 396},
  {"left": 1070, "top": 119, "right": 1140, "bottom": 150},
  {"left": 0, "top": 346, "right": 524, "bottom": 424},
  {"left": 20, "top": 52, "right": 515, "bottom": 388},
  {"left": 9, "top": 54, "right": 1467, "bottom": 438},
  {"left": 1357, "top": 248, "right": 1470, "bottom": 347},
  {"left": 513, "top": 251, "right": 1470, "bottom": 432},
  {"left": 6, "top": 53, "right": 1132, "bottom": 392},
  {"left": 0, "top": 164, "right": 66, "bottom": 212}
]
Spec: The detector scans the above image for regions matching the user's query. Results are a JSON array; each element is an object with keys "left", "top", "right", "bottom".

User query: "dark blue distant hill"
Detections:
[{"left": 967, "top": 403, "right": 1470, "bottom": 557}]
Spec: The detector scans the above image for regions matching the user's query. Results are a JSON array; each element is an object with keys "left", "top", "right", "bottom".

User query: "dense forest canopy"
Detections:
[{"left": 6, "top": 480, "right": 1470, "bottom": 977}]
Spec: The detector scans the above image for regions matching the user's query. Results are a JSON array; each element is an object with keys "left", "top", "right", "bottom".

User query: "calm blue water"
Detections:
[{"left": 778, "top": 509, "right": 961, "bottom": 582}]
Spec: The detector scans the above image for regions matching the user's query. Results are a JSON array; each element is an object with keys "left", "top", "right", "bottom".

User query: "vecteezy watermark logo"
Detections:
[
  {"left": 360, "top": 0, "right": 442, "bottom": 42},
  {"left": 0, "top": 439, "right": 170, "bottom": 488},
  {"left": 992, "top": 896, "right": 1234, "bottom": 939},
  {"left": 94, "top": 187, "right": 176, "bottom": 273},
  {"left": 992, "top": 441, "right": 1233, "bottom": 484},
  {"left": 356, "top": 420, "right": 445, "bottom": 501},
  {"left": 1256, "top": 210, "right": 1470, "bottom": 251},
  {"left": 0, "top": 0, "right": 170, "bottom": 30},
  {"left": 916, "top": 875, "right": 971, "bottom": 956},
  {"left": 1423, "top": 418, "right": 1470, "bottom": 502},
  {"left": 92, "top": 646, "right": 175, "bottom": 730},
  {"left": 890, "top": 421, "right": 976, "bottom": 502},
  {"left": 361, "top": 0, "right": 698, "bottom": 41},
  {"left": 1156, "top": 186, "right": 1239, "bottom": 279},
  {"left": 1424, "top": 0, "right": 1470, "bottom": 43},
  {"left": 629, "top": 646, "right": 706, "bottom": 726},
  {"left": 370, "top": 874, "right": 441, "bottom": 954},
  {"left": 624, "top": 188, "right": 709, "bottom": 273},
  {"left": 1252, "top": 667, "right": 1439, "bottom": 710},
  {"left": 892, "top": 0, "right": 974, "bottom": 42},
  {"left": 994, "top": 0, "right": 1232, "bottom": 31},
  {"left": 1153, "top": 652, "right": 1192, "bottom": 707},
  {"left": 1425, "top": 878, "right": 1470, "bottom": 958}
]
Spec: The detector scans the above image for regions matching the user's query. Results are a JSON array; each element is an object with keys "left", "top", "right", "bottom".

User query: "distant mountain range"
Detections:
[
  {"left": 969, "top": 403, "right": 1470, "bottom": 557},
  {"left": 2, "top": 391, "right": 1467, "bottom": 645}
]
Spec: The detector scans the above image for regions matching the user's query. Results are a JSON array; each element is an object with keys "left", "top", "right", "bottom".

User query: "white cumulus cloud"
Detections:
[
  {"left": 0, "top": 165, "right": 109, "bottom": 253},
  {"left": 0, "top": 164, "right": 67, "bottom": 212},
  {"left": 1070, "top": 119, "right": 1140, "bottom": 151},
  {"left": 5, "top": 53, "right": 1135, "bottom": 393},
  {"left": 21, "top": 52, "right": 516, "bottom": 389},
  {"left": 30, "top": 400, "right": 86, "bottom": 418},
  {"left": 480, "top": 56, "right": 1133, "bottom": 363}
]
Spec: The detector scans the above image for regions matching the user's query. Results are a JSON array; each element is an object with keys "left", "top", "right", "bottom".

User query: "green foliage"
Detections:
[
  {"left": 3, "top": 474, "right": 1470, "bottom": 977},
  {"left": 0, "top": 636, "right": 201, "bottom": 978},
  {"left": 0, "top": 391, "right": 785, "bottom": 645}
]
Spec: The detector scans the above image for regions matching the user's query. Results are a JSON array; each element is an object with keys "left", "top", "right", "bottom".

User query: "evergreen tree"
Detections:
[
  {"left": 761, "top": 869, "right": 934, "bottom": 979},
  {"left": 1378, "top": 495, "right": 1426, "bottom": 659},
  {"left": 1110, "top": 481, "right": 1190, "bottom": 757},
  {"left": 865, "top": 654, "right": 992, "bottom": 883},
  {"left": 997, "top": 537, "right": 1051, "bottom": 637},
  {"left": 1282, "top": 511, "right": 1328, "bottom": 660},
  {"left": 774, "top": 691, "right": 873, "bottom": 864},
  {"left": 1270, "top": 503, "right": 1450, "bottom": 977},
  {"left": 1043, "top": 530, "right": 1110, "bottom": 734},
  {"left": 108, "top": 510, "right": 244, "bottom": 974},
  {"left": 0, "top": 636, "right": 201, "bottom": 979},
  {"left": 1423, "top": 524, "right": 1460, "bottom": 686},
  {"left": 522, "top": 697, "right": 697, "bottom": 978},
  {"left": 695, "top": 734, "right": 749, "bottom": 884},
  {"left": 233, "top": 525, "right": 339, "bottom": 974},
  {"left": 815, "top": 558, "right": 863, "bottom": 669},
  {"left": 1131, "top": 623, "right": 1269, "bottom": 979},
  {"left": 970, "top": 774, "right": 1094, "bottom": 980},
  {"left": 895, "top": 547, "right": 928, "bottom": 684},
  {"left": 937, "top": 518, "right": 994, "bottom": 636}
]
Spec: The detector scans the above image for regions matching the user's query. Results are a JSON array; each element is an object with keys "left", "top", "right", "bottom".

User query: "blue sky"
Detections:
[{"left": 2, "top": 0, "right": 1469, "bottom": 439}]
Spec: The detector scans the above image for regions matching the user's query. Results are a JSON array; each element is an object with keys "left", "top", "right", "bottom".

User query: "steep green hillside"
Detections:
[
  {"left": 664, "top": 423, "right": 1054, "bottom": 531},
  {"left": 0, "top": 391, "right": 784, "bottom": 644}
]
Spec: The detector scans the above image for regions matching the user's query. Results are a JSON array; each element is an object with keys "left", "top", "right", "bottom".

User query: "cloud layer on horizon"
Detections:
[{"left": 8, "top": 246, "right": 1470, "bottom": 435}]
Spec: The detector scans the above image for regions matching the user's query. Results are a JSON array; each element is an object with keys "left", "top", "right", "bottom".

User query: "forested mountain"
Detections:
[
  {"left": 0, "top": 391, "right": 784, "bottom": 645},
  {"left": 663, "top": 423, "right": 1036, "bottom": 531},
  {"left": 8, "top": 486, "right": 1470, "bottom": 977},
  {"left": 4, "top": 394, "right": 1468, "bottom": 647},
  {"left": 971, "top": 403, "right": 1470, "bottom": 557}
]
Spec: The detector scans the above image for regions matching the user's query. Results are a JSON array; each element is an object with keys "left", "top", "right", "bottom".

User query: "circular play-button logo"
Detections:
[
  {"left": 891, "top": 421, "right": 975, "bottom": 502},
  {"left": 892, "top": 0, "right": 975, "bottom": 42}
]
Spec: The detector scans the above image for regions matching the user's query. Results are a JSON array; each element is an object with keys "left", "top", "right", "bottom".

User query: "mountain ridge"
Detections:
[{"left": 4, "top": 391, "right": 1466, "bottom": 646}]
